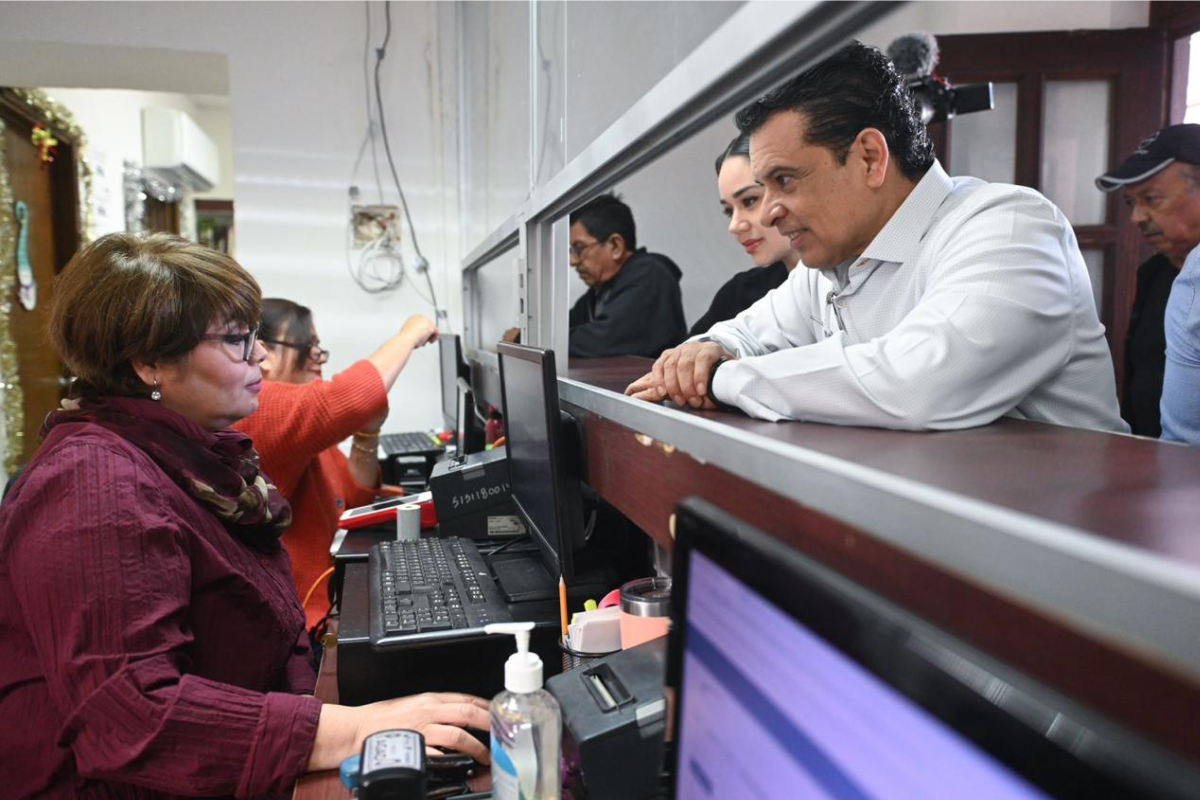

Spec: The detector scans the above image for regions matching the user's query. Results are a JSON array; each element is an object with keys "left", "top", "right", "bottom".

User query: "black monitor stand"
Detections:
[
  {"left": 491, "top": 555, "right": 614, "bottom": 604},
  {"left": 490, "top": 410, "right": 613, "bottom": 603}
]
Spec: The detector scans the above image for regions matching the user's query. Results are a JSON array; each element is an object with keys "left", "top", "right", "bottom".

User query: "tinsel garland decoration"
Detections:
[
  {"left": 11, "top": 88, "right": 95, "bottom": 243},
  {"left": 0, "top": 119, "right": 26, "bottom": 475},
  {"left": 0, "top": 89, "right": 95, "bottom": 473}
]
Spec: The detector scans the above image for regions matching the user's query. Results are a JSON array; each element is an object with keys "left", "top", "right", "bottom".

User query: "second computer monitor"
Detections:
[
  {"left": 439, "top": 333, "right": 466, "bottom": 431},
  {"left": 454, "top": 376, "right": 483, "bottom": 455},
  {"left": 496, "top": 342, "right": 585, "bottom": 581}
]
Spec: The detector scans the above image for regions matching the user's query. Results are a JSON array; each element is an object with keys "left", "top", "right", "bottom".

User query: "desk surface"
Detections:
[
  {"left": 293, "top": 629, "right": 346, "bottom": 800},
  {"left": 562, "top": 356, "right": 1200, "bottom": 764}
]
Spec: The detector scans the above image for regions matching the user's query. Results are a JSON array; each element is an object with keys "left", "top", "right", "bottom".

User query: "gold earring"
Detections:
[{"left": 151, "top": 377, "right": 162, "bottom": 402}]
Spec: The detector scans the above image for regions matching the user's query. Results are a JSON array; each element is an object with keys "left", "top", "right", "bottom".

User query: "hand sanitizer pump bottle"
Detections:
[{"left": 485, "top": 622, "right": 562, "bottom": 800}]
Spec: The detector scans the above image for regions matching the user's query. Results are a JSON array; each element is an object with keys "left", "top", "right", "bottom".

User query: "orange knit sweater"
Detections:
[{"left": 234, "top": 360, "right": 390, "bottom": 629}]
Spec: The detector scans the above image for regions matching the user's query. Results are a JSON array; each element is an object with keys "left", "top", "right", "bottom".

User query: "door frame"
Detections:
[
  {"left": 1, "top": 89, "right": 82, "bottom": 268},
  {"left": 0, "top": 88, "right": 83, "bottom": 466}
]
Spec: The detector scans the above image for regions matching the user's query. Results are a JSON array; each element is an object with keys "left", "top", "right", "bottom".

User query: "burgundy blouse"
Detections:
[{"left": 0, "top": 420, "right": 323, "bottom": 798}]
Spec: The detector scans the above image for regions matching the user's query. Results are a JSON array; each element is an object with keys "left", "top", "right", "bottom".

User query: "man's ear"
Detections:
[
  {"left": 855, "top": 128, "right": 891, "bottom": 189},
  {"left": 607, "top": 233, "right": 628, "bottom": 261}
]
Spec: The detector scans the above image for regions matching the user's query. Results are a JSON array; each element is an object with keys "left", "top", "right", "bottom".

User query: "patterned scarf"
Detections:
[{"left": 42, "top": 396, "right": 292, "bottom": 552}]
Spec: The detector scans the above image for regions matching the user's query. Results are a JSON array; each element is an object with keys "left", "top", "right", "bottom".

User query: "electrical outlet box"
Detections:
[{"left": 351, "top": 205, "right": 401, "bottom": 249}]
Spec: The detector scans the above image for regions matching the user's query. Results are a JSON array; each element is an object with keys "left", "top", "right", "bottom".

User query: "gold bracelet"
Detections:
[
  {"left": 353, "top": 430, "right": 382, "bottom": 439},
  {"left": 350, "top": 442, "right": 378, "bottom": 455}
]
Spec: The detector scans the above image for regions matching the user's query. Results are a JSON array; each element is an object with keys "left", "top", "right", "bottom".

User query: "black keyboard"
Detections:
[
  {"left": 380, "top": 431, "right": 444, "bottom": 457},
  {"left": 368, "top": 537, "right": 513, "bottom": 646}
]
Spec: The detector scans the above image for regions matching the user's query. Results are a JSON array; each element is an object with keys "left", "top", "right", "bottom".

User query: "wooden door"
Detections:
[
  {"left": 145, "top": 196, "right": 181, "bottom": 235},
  {"left": 929, "top": 29, "right": 1171, "bottom": 390},
  {"left": 1, "top": 92, "right": 80, "bottom": 465}
]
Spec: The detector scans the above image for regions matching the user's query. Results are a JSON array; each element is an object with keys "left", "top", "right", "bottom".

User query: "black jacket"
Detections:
[
  {"left": 685, "top": 260, "right": 790, "bottom": 341},
  {"left": 1123, "top": 253, "right": 1178, "bottom": 437},
  {"left": 569, "top": 249, "right": 687, "bottom": 358}
]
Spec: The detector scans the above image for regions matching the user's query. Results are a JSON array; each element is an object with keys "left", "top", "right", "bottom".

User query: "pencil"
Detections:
[{"left": 558, "top": 576, "right": 569, "bottom": 641}]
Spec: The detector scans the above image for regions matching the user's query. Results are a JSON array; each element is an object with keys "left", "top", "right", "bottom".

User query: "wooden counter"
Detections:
[{"left": 562, "top": 357, "right": 1200, "bottom": 766}]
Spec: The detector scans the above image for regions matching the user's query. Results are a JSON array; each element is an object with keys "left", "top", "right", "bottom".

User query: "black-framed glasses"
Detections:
[
  {"left": 261, "top": 337, "right": 330, "bottom": 366},
  {"left": 202, "top": 328, "right": 259, "bottom": 362},
  {"left": 569, "top": 239, "right": 601, "bottom": 259}
]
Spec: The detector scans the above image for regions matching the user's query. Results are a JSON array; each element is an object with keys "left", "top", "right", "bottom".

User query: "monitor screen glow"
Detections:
[{"left": 676, "top": 549, "right": 1051, "bottom": 800}]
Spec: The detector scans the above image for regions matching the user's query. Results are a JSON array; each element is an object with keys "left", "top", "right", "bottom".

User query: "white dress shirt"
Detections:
[{"left": 702, "top": 161, "right": 1128, "bottom": 433}]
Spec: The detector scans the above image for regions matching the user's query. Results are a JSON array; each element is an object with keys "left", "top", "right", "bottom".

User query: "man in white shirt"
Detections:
[{"left": 626, "top": 42, "right": 1127, "bottom": 433}]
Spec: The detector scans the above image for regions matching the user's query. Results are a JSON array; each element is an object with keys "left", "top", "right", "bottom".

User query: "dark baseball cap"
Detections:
[{"left": 1096, "top": 124, "right": 1200, "bottom": 192}]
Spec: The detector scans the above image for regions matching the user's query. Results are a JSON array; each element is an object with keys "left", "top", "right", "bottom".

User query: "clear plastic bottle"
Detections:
[{"left": 485, "top": 623, "right": 562, "bottom": 800}]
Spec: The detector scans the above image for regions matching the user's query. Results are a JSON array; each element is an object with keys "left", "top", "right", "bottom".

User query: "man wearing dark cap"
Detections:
[{"left": 1096, "top": 124, "right": 1200, "bottom": 437}]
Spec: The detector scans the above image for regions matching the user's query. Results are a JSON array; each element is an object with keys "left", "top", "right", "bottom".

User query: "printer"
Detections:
[
  {"left": 428, "top": 446, "right": 525, "bottom": 540},
  {"left": 546, "top": 637, "right": 668, "bottom": 799}
]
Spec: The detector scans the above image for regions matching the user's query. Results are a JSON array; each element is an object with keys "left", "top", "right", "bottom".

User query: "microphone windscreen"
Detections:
[{"left": 887, "top": 32, "right": 939, "bottom": 78}]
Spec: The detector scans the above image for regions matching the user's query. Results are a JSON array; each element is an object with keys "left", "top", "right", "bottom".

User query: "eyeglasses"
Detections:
[
  {"left": 202, "top": 328, "right": 259, "bottom": 362},
  {"left": 261, "top": 337, "right": 330, "bottom": 365},
  {"left": 569, "top": 240, "right": 601, "bottom": 259}
]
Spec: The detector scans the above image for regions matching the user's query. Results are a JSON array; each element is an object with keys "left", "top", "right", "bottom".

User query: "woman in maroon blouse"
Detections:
[{"left": 0, "top": 233, "right": 489, "bottom": 798}]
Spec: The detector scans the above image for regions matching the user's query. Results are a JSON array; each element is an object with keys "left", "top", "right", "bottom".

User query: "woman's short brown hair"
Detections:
[{"left": 50, "top": 232, "right": 262, "bottom": 398}]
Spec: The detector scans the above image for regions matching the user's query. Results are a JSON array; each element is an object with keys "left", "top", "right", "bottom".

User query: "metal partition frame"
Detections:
[
  {"left": 460, "top": 0, "right": 902, "bottom": 374},
  {"left": 461, "top": 215, "right": 520, "bottom": 410}
]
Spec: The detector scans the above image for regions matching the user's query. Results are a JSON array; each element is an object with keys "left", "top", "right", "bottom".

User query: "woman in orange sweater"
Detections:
[{"left": 234, "top": 298, "right": 437, "bottom": 630}]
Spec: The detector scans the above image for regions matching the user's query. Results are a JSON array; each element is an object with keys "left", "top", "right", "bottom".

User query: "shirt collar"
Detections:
[{"left": 859, "top": 159, "right": 954, "bottom": 265}]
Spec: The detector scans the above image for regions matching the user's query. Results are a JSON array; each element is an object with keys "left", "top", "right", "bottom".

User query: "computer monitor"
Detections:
[
  {"left": 668, "top": 497, "right": 1199, "bottom": 800},
  {"left": 439, "top": 333, "right": 466, "bottom": 431},
  {"left": 496, "top": 342, "right": 586, "bottom": 580},
  {"left": 453, "top": 376, "right": 483, "bottom": 456}
]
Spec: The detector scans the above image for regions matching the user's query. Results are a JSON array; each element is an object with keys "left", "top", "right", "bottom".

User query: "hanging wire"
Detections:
[{"left": 372, "top": 0, "right": 445, "bottom": 320}]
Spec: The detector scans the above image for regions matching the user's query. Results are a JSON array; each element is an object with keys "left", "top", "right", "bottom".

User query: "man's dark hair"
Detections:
[
  {"left": 735, "top": 41, "right": 935, "bottom": 180},
  {"left": 570, "top": 193, "right": 637, "bottom": 251},
  {"left": 715, "top": 131, "right": 752, "bottom": 176}
]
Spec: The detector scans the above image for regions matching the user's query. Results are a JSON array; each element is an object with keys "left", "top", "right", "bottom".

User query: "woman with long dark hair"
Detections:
[{"left": 235, "top": 298, "right": 436, "bottom": 630}]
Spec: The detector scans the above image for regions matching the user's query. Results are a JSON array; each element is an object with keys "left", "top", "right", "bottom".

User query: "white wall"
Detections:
[
  {"left": 0, "top": 1, "right": 461, "bottom": 433},
  {"left": 192, "top": 97, "right": 236, "bottom": 201}
]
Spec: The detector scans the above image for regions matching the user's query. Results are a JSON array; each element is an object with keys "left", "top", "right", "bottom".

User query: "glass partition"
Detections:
[
  {"left": 559, "top": 1, "right": 744, "bottom": 164},
  {"left": 949, "top": 82, "right": 1018, "bottom": 184},
  {"left": 568, "top": 122, "right": 749, "bottom": 328},
  {"left": 462, "top": 1, "right": 1145, "bottom": 371},
  {"left": 466, "top": 246, "right": 521, "bottom": 354},
  {"left": 1041, "top": 80, "right": 1112, "bottom": 227}
]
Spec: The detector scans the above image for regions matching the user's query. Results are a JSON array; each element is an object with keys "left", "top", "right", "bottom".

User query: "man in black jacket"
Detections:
[
  {"left": 568, "top": 194, "right": 687, "bottom": 358},
  {"left": 1096, "top": 125, "right": 1200, "bottom": 436}
]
